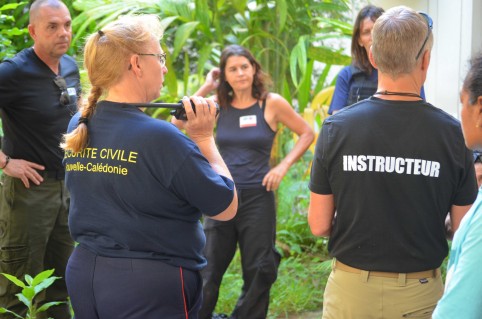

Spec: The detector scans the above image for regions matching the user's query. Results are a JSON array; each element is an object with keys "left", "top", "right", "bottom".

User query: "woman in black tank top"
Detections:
[{"left": 173, "top": 44, "right": 314, "bottom": 319}]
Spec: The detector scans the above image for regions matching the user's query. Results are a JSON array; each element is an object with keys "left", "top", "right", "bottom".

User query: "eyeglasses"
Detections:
[
  {"left": 137, "top": 52, "right": 167, "bottom": 66},
  {"left": 53, "top": 76, "right": 71, "bottom": 106},
  {"left": 415, "top": 12, "right": 433, "bottom": 61}
]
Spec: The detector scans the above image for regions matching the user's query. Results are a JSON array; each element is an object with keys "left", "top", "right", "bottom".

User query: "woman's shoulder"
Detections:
[{"left": 266, "top": 92, "right": 288, "bottom": 104}]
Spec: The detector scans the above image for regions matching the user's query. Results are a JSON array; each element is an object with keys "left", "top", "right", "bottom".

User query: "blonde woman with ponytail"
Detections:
[{"left": 62, "top": 14, "right": 237, "bottom": 319}]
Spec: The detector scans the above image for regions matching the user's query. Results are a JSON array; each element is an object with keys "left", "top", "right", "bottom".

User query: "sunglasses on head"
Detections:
[
  {"left": 474, "top": 152, "right": 482, "bottom": 164},
  {"left": 53, "top": 76, "right": 71, "bottom": 106},
  {"left": 415, "top": 12, "right": 433, "bottom": 61}
]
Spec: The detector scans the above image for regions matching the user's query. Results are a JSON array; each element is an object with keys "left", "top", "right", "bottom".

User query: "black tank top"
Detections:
[{"left": 216, "top": 100, "right": 276, "bottom": 189}]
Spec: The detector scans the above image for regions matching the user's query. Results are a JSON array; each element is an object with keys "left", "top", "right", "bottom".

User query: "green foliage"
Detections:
[
  {"left": 71, "top": 0, "right": 353, "bottom": 111},
  {"left": 214, "top": 251, "right": 331, "bottom": 318},
  {"left": 0, "top": 269, "right": 64, "bottom": 319},
  {"left": 0, "top": 1, "right": 30, "bottom": 61}
]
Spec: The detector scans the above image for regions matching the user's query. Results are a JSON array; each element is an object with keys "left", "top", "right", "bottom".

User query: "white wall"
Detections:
[{"left": 371, "top": 0, "right": 481, "bottom": 118}]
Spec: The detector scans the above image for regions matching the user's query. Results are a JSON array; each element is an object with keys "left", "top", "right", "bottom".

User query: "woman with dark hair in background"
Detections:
[
  {"left": 174, "top": 44, "right": 314, "bottom": 319},
  {"left": 328, "top": 5, "right": 385, "bottom": 115},
  {"left": 433, "top": 52, "right": 482, "bottom": 319}
]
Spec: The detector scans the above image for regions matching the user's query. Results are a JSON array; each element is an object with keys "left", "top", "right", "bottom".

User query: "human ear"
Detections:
[{"left": 368, "top": 47, "right": 378, "bottom": 68}]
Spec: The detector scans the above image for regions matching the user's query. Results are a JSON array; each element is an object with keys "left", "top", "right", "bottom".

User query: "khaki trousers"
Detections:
[{"left": 322, "top": 260, "right": 444, "bottom": 319}]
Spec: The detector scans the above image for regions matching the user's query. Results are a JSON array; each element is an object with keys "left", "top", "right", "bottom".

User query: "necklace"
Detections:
[{"left": 374, "top": 90, "right": 423, "bottom": 99}]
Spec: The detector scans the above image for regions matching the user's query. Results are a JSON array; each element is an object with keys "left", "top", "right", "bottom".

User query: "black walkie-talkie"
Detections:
[{"left": 130, "top": 100, "right": 219, "bottom": 120}]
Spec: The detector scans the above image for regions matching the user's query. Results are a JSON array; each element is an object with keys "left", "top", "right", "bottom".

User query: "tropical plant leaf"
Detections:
[
  {"left": 276, "top": 0, "right": 287, "bottom": 35},
  {"left": 1, "top": 273, "right": 26, "bottom": 288},
  {"left": 172, "top": 21, "right": 200, "bottom": 59},
  {"left": 21, "top": 286, "right": 36, "bottom": 301},
  {"left": 16, "top": 293, "right": 30, "bottom": 307},
  {"left": 31, "top": 269, "right": 55, "bottom": 286},
  {"left": 25, "top": 274, "right": 33, "bottom": 285},
  {"left": 308, "top": 46, "right": 351, "bottom": 66},
  {"left": 0, "top": 2, "right": 26, "bottom": 11},
  {"left": 160, "top": 16, "right": 179, "bottom": 33},
  {"left": 34, "top": 276, "right": 61, "bottom": 295},
  {"left": 297, "top": 59, "right": 314, "bottom": 112}
]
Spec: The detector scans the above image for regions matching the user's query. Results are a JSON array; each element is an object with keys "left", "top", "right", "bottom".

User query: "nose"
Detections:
[{"left": 162, "top": 65, "right": 168, "bottom": 74}]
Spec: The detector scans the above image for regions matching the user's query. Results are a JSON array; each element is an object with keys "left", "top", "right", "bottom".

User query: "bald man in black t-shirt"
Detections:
[{"left": 0, "top": 1, "right": 80, "bottom": 318}]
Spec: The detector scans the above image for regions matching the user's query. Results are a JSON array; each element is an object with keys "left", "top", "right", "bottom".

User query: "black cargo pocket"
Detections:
[
  {"left": 402, "top": 303, "right": 437, "bottom": 318},
  {"left": 0, "top": 245, "right": 28, "bottom": 297}
]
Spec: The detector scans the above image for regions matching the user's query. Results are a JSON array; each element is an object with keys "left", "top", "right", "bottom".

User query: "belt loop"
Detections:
[
  {"left": 360, "top": 270, "right": 369, "bottom": 283},
  {"left": 398, "top": 273, "right": 407, "bottom": 287}
]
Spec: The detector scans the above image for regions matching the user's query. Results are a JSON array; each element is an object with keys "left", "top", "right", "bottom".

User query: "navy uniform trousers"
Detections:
[{"left": 66, "top": 245, "right": 203, "bottom": 319}]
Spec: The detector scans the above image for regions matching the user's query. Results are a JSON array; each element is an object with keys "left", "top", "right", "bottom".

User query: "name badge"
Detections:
[
  {"left": 239, "top": 115, "right": 257, "bottom": 128},
  {"left": 67, "top": 87, "right": 77, "bottom": 96}
]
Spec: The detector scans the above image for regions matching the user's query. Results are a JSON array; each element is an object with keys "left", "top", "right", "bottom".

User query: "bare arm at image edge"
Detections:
[
  {"left": 308, "top": 192, "right": 335, "bottom": 237},
  {"left": 450, "top": 204, "right": 473, "bottom": 234}
]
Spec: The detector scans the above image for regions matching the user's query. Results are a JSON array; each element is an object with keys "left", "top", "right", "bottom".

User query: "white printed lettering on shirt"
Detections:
[{"left": 240, "top": 115, "right": 257, "bottom": 128}]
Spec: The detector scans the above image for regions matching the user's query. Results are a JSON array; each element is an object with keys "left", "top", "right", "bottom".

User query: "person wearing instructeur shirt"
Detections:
[
  {"left": 309, "top": 7, "right": 477, "bottom": 319},
  {"left": 0, "top": 1, "right": 79, "bottom": 318},
  {"left": 328, "top": 4, "right": 425, "bottom": 115},
  {"left": 433, "top": 52, "right": 482, "bottom": 319},
  {"left": 61, "top": 14, "right": 237, "bottom": 319}
]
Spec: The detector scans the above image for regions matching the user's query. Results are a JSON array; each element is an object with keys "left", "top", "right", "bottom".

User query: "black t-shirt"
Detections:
[
  {"left": 0, "top": 48, "right": 80, "bottom": 170},
  {"left": 310, "top": 97, "right": 478, "bottom": 272},
  {"left": 215, "top": 100, "right": 276, "bottom": 189},
  {"left": 64, "top": 102, "right": 235, "bottom": 270}
]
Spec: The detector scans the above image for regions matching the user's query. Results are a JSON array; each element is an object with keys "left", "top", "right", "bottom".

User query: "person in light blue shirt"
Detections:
[{"left": 433, "top": 52, "right": 482, "bottom": 319}]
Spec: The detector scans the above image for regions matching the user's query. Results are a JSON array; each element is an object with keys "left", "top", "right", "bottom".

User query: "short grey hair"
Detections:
[
  {"left": 29, "top": 0, "right": 67, "bottom": 24},
  {"left": 371, "top": 6, "right": 433, "bottom": 78}
]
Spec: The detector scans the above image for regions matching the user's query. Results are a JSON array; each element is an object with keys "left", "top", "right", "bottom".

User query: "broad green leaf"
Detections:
[
  {"left": 1, "top": 273, "right": 26, "bottom": 288},
  {"left": 163, "top": 44, "right": 178, "bottom": 97},
  {"left": 232, "top": 0, "right": 247, "bottom": 13},
  {"left": 34, "top": 277, "right": 60, "bottom": 294},
  {"left": 25, "top": 275, "right": 33, "bottom": 285},
  {"left": 160, "top": 16, "right": 179, "bottom": 33},
  {"left": 196, "top": 43, "right": 215, "bottom": 77},
  {"left": 308, "top": 46, "right": 351, "bottom": 66},
  {"left": 0, "top": 3, "right": 26, "bottom": 12},
  {"left": 31, "top": 269, "right": 55, "bottom": 286},
  {"left": 0, "top": 27, "right": 28, "bottom": 37},
  {"left": 316, "top": 17, "right": 352, "bottom": 35},
  {"left": 276, "top": 0, "right": 287, "bottom": 35},
  {"left": 21, "top": 286, "right": 36, "bottom": 300},
  {"left": 16, "top": 293, "right": 30, "bottom": 307},
  {"left": 289, "top": 39, "right": 307, "bottom": 87},
  {"left": 195, "top": 0, "right": 210, "bottom": 28},
  {"left": 281, "top": 78, "right": 292, "bottom": 104},
  {"left": 297, "top": 37, "right": 307, "bottom": 76},
  {"left": 297, "top": 59, "right": 314, "bottom": 112},
  {"left": 172, "top": 21, "right": 200, "bottom": 59}
]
